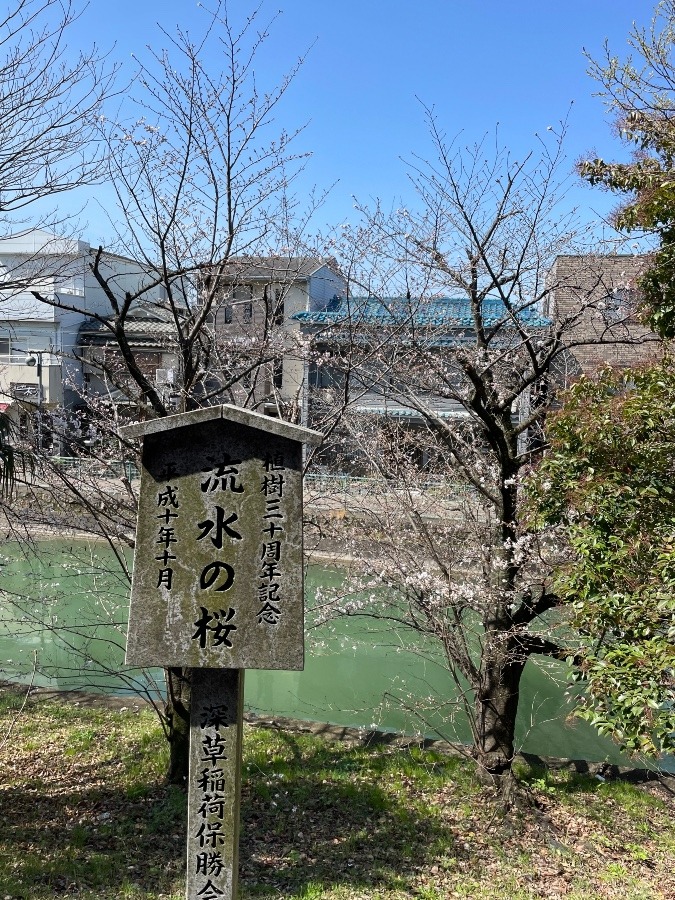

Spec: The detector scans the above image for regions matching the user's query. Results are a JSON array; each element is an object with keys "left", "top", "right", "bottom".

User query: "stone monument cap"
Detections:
[{"left": 119, "top": 403, "right": 322, "bottom": 445}]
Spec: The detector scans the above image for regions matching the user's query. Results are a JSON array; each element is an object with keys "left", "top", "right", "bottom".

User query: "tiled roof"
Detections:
[
  {"left": 78, "top": 303, "right": 179, "bottom": 345},
  {"left": 81, "top": 319, "right": 176, "bottom": 336},
  {"left": 351, "top": 391, "right": 469, "bottom": 419},
  {"left": 293, "top": 296, "right": 550, "bottom": 328}
]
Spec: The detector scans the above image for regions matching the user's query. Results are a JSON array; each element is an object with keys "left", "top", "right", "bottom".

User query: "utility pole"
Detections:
[{"left": 25, "top": 350, "right": 44, "bottom": 452}]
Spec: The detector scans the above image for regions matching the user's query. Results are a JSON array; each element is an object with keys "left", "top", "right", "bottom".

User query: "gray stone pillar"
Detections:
[{"left": 186, "top": 668, "right": 244, "bottom": 900}]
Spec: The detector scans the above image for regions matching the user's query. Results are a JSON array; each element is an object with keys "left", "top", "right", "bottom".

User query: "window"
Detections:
[
  {"left": 309, "top": 359, "right": 341, "bottom": 390},
  {"left": 222, "top": 304, "right": 233, "bottom": 325},
  {"left": 317, "top": 366, "right": 335, "bottom": 389},
  {"left": 232, "top": 285, "right": 253, "bottom": 324},
  {"left": 273, "top": 359, "right": 283, "bottom": 389},
  {"left": 602, "top": 287, "right": 637, "bottom": 324},
  {"left": 0, "top": 337, "right": 9, "bottom": 358},
  {"left": 273, "top": 289, "right": 285, "bottom": 326},
  {"left": 133, "top": 352, "right": 162, "bottom": 376}
]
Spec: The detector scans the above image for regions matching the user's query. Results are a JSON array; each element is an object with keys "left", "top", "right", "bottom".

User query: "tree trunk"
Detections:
[
  {"left": 472, "top": 649, "right": 525, "bottom": 798},
  {"left": 165, "top": 666, "right": 191, "bottom": 785}
]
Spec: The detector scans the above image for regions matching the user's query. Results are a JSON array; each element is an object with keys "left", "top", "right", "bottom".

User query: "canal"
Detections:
[{"left": 0, "top": 539, "right": 654, "bottom": 766}]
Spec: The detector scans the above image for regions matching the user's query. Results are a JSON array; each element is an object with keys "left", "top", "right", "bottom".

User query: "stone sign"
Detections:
[
  {"left": 122, "top": 404, "right": 321, "bottom": 900},
  {"left": 123, "top": 405, "right": 320, "bottom": 670}
]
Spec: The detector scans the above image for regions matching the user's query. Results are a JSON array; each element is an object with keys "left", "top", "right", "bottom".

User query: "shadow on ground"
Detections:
[
  {"left": 239, "top": 729, "right": 458, "bottom": 896},
  {"left": 0, "top": 759, "right": 185, "bottom": 898},
  {"left": 1, "top": 739, "right": 457, "bottom": 898}
]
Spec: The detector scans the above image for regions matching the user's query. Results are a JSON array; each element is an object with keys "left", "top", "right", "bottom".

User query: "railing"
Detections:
[
  {"left": 304, "top": 473, "right": 476, "bottom": 498},
  {"left": 39, "top": 461, "right": 473, "bottom": 497},
  {"left": 304, "top": 474, "right": 377, "bottom": 496},
  {"left": 48, "top": 457, "right": 140, "bottom": 481}
]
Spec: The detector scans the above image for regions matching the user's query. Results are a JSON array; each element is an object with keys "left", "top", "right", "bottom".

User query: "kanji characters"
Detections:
[
  {"left": 200, "top": 730, "right": 229, "bottom": 765},
  {"left": 200, "top": 703, "right": 232, "bottom": 730},
  {"left": 156, "top": 485, "right": 180, "bottom": 591},
  {"left": 195, "top": 852, "right": 225, "bottom": 878},
  {"left": 201, "top": 454, "right": 244, "bottom": 493},
  {"left": 197, "top": 507, "right": 242, "bottom": 548},
  {"left": 191, "top": 690, "right": 234, "bottom": 897},
  {"left": 257, "top": 455, "right": 286, "bottom": 626},
  {"left": 157, "top": 484, "right": 179, "bottom": 507},
  {"left": 192, "top": 607, "right": 237, "bottom": 649}
]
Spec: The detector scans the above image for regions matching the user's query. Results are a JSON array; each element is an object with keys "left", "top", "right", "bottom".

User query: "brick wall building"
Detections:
[{"left": 546, "top": 254, "right": 661, "bottom": 378}]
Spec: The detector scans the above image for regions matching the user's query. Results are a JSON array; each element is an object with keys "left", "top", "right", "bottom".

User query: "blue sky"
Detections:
[{"left": 62, "top": 0, "right": 653, "bottom": 246}]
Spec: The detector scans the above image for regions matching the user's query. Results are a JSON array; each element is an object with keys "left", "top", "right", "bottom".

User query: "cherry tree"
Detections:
[
  {"left": 1, "top": 1, "right": 313, "bottom": 782},
  {"left": 304, "top": 114, "right": 656, "bottom": 795}
]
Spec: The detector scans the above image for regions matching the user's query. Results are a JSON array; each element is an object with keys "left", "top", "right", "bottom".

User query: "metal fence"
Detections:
[
  {"left": 47, "top": 457, "right": 140, "bottom": 481},
  {"left": 42, "top": 461, "right": 473, "bottom": 499},
  {"left": 304, "top": 473, "right": 475, "bottom": 499}
]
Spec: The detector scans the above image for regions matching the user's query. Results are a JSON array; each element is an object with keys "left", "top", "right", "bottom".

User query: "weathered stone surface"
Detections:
[
  {"left": 186, "top": 668, "right": 244, "bottom": 900},
  {"left": 124, "top": 405, "right": 319, "bottom": 670}
]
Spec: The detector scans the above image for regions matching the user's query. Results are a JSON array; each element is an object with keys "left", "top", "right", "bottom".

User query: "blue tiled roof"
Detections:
[{"left": 293, "top": 296, "right": 550, "bottom": 328}]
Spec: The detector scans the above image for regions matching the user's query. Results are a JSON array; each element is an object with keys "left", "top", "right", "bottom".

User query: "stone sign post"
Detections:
[{"left": 121, "top": 405, "right": 321, "bottom": 900}]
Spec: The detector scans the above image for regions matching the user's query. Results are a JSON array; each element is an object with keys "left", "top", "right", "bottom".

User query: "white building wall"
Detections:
[
  {"left": 0, "top": 232, "right": 168, "bottom": 417},
  {"left": 278, "top": 267, "right": 346, "bottom": 422},
  {"left": 307, "top": 265, "right": 345, "bottom": 310},
  {"left": 279, "top": 284, "right": 307, "bottom": 408},
  {"left": 82, "top": 252, "right": 168, "bottom": 317}
]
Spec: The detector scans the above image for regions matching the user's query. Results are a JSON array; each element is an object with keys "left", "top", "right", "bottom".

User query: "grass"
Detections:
[{"left": 0, "top": 686, "right": 674, "bottom": 899}]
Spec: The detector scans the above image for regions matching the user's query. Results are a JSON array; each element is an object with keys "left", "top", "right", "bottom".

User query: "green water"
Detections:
[{"left": 0, "top": 540, "right": 656, "bottom": 766}]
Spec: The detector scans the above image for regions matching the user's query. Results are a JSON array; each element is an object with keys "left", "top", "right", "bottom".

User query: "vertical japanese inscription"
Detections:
[
  {"left": 126, "top": 415, "right": 306, "bottom": 669},
  {"left": 156, "top": 484, "right": 180, "bottom": 590},
  {"left": 187, "top": 668, "right": 243, "bottom": 900},
  {"left": 257, "top": 452, "right": 286, "bottom": 626},
  {"left": 191, "top": 454, "right": 244, "bottom": 653}
]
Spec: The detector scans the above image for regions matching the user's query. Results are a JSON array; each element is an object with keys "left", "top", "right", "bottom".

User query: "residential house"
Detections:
[
  {"left": 76, "top": 302, "right": 181, "bottom": 417},
  {"left": 205, "top": 256, "right": 346, "bottom": 423},
  {"left": 291, "top": 256, "right": 664, "bottom": 470},
  {"left": 0, "top": 229, "right": 168, "bottom": 450},
  {"left": 294, "top": 295, "right": 551, "bottom": 413},
  {"left": 293, "top": 295, "right": 552, "bottom": 469},
  {"left": 210, "top": 259, "right": 556, "bottom": 469}
]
